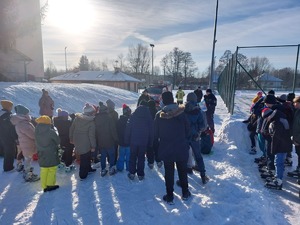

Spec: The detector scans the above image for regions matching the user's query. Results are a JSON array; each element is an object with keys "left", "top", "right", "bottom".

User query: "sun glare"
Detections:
[{"left": 47, "top": 0, "right": 97, "bottom": 33}]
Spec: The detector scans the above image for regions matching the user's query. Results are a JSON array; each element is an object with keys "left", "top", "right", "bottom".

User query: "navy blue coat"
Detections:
[
  {"left": 117, "top": 115, "right": 130, "bottom": 147},
  {"left": 125, "top": 105, "right": 154, "bottom": 147},
  {"left": 154, "top": 104, "right": 189, "bottom": 162}
]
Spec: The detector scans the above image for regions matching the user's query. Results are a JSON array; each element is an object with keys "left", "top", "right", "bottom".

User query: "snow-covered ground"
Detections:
[{"left": 0, "top": 82, "right": 299, "bottom": 225}]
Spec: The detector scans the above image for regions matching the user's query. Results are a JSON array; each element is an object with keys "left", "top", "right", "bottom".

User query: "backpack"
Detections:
[{"left": 200, "top": 130, "right": 213, "bottom": 154}]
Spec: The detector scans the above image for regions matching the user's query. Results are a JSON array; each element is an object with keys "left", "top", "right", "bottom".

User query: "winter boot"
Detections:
[
  {"left": 284, "top": 157, "right": 293, "bottom": 167},
  {"left": 254, "top": 156, "right": 266, "bottom": 164},
  {"left": 182, "top": 190, "right": 191, "bottom": 201},
  {"left": 23, "top": 170, "right": 40, "bottom": 182},
  {"left": 287, "top": 166, "right": 300, "bottom": 178},
  {"left": 16, "top": 162, "right": 24, "bottom": 172},
  {"left": 138, "top": 175, "right": 144, "bottom": 181},
  {"left": 249, "top": 147, "right": 257, "bottom": 155},
  {"left": 265, "top": 178, "right": 283, "bottom": 190},
  {"left": 101, "top": 169, "right": 108, "bottom": 177},
  {"left": 261, "top": 170, "right": 275, "bottom": 179},
  {"left": 163, "top": 194, "right": 174, "bottom": 205},
  {"left": 258, "top": 159, "right": 267, "bottom": 168},
  {"left": 109, "top": 166, "right": 117, "bottom": 176},
  {"left": 258, "top": 166, "right": 268, "bottom": 173},
  {"left": 201, "top": 175, "right": 210, "bottom": 184},
  {"left": 127, "top": 173, "right": 135, "bottom": 180},
  {"left": 44, "top": 185, "right": 60, "bottom": 192}
]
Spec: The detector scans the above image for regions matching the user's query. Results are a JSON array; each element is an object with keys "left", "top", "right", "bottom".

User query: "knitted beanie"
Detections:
[
  {"left": 99, "top": 101, "right": 108, "bottom": 112},
  {"left": 187, "top": 92, "right": 197, "bottom": 102},
  {"left": 35, "top": 115, "right": 52, "bottom": 125},
  {"left": 83, "top": 103, "right": 95, "bottom": 115},
  {"left": 162, "top": 91, "right": 174, "bottom": 105},
  {"left": 264, "top": 95, "right": 277, "bottom": 105},
  {"left": 261, "top": 108, "right": 273, "bottom": 118},
  {"left": 15, "top": 104, "right": 30, "bottom": 115},
  {"left": 106, "top": 99, "right": 115, "bottom": 109},
  {"left": 1, "top": 100, "right": 13, "bottom": 111},
  {"left": 57, "top": 108, "right": 69, "bottom": 117},
  {"left": 122, "top": 104, "right": 131, "bottom": 115}
]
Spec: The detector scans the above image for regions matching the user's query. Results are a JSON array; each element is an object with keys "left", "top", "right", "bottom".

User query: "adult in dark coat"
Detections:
[
  {"left": 125, "top": 103, "right": 154, "bottom": 179},
  {"left": 146, "top": 100, "right": 161, "bottom": 168},
  {"left": 95, "top": 102, "right": 118, "bottom": 176},
  {"left": 154, "top": 91, "right": 191, "bottom": 204},
  {"left": 193, "top": 86, "right": 203, "bottom": 103},
  {"left": 137, "top": 89, "right": 151, "bottom": 106},
  {"left": 38, "top": 89, "right": 54, "bottom": 118},
  {"left": 204, "top": 89, "right": 217, "bottom": 133},
  {"left": 53, "top": 109, "right": 74, "bottom": 167},
  {"left": 0, "top": 100, "right": 18, "bottom": 172}
]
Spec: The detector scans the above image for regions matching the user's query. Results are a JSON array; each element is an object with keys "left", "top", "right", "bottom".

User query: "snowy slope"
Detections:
[{"left": 0, "top": 83, "right": 299, "bottom": 225}]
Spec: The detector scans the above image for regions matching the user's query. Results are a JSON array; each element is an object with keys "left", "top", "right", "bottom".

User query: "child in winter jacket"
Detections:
[
  {"left": 95, "top": 102, "right": 118, "bottom": 176},
  {"left": 125, "top": 102, "right": 154, "bottom": 180},
  {"left": 35, "top": 116, "right": 60, "bottom": 192},
  {"left": 53, "top": 108, "right": 74, "bottom": 171},
  {"left": 0, "top": 100, "right": 18, "bottom": 172},
  {"left": 116, "top": 104, "right": 131, "bottom": 172},
  {"left": 69, "top": 103, "right": 97, "bottom": 180},
  {"left": 10, "top": 104, "right": 39, "bottom": 182},
  {"left": 264, "top": 109, "right": 292, "bottom": 190}
]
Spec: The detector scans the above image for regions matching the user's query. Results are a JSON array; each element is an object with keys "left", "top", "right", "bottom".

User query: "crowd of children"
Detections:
[{"left": 244, "top": 90, "right": 300, "bottom": 195}]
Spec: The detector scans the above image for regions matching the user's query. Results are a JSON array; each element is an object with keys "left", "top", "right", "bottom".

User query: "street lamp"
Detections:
[
  {"left": 64, "top": 46, "right": 68, "bottom": 73},
  {"left": 150, "top": 43, "right": 155, "bottom": 84},
  {"left": 210, "top": 0, "right": 219, "bottom": 89}
]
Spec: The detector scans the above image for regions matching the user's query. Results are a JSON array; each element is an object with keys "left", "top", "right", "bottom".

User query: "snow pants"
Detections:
[
  {"left": 40, "top": 166, "right": 57, "bottom": 189},
  {"left": 116, "top": 146, "right": 130, "bottom": 171},
  {"left": 129, "top": 144, "right": 146, "bottom": 176},
  {"left": 79, "top": 151, "right": 92, "bottom": 179},
  {"left": 164, "top": 160, "right": 189, "bottom": 197},
  {"left": 1, "top": 139, "right": 16, "bottom": 172}
]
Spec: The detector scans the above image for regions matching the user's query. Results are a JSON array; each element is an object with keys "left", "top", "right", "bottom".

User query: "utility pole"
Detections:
[
  {"left": 150, "top": 43, "right": 155, "bottom": 84},
  {"left": 65, "top": 46, "right": 68, "bottom": 73},
  {"left": 210, "top": 0, "right": 219, "bottom": 89}
]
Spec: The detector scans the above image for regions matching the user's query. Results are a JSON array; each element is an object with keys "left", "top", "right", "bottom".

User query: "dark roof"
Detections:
[
  {"left": 50, "top": 70, "right": 141, "bottom": 82},
  {"left": 254, "top": 73, "right": 282, "bottom": 82}
]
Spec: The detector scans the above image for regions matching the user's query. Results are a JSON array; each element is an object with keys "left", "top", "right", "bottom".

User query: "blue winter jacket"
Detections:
[
  {"left": 184, "top": 101, "right": 206, "bottom": 141},
  {"left": 154, "top": 104, "right": 189, "bottom": 162},
  {"left": 125, "top": 105, "right": 154, "bottom": 147}
]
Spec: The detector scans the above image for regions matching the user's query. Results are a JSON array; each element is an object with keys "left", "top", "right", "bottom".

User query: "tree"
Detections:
[
  {"left": 248, "top": 56, "right": 272, "bottom": 77},
  {"left": 44, "top": 61, "right": 57, "bottom": 80},
  {"left": 127, "top": 43, "right": 150, "bottom": 74},
  {"left": 78, "top": 55, "right": 89, "bottom": 71},
  {"left": 182, "top": 52, "right": 198, "bottom": 88}
]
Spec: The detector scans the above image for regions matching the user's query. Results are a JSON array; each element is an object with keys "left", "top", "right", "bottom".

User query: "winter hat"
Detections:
[
  {"left": 57, "top": 108, "right": 69, "bottom": 117},
  {"left": 257, "top": 91, "right": 263, "bottom": 96},
  {"left": 42, "top": 89, "right": 48, "bottom": 95},
  {"left": 122, "top": 104, "right": 131, "bottom": 115},
  {"left": 261, "top": 108, "right": 273, "bottom": 118},
  {"left": 162, "top": 91, "right": 174, "bottom": 105},
  {"left": 142, "top": 89, "right": 148, "bottom": 94},
  {"left": 106, "top": 99, "right": 115, "bottom": 109},
  {"left": 1, "top": 100, "right": 13, "bottom": 111},
  {"left": 264, "top": 94, "right": 277, "bottom": 105},
  {"left": 287, "top": 93, "right": 295, "bottom": 102},
  {"left": 187, "top": 92, "right": 197, "bottom": 102},
  {"left": 83, "top": 103, "right": 96, "bottom": 115},
  {"left": 268, "top": 90, "right": 275, "bottom": 95},
  {"left": 206, "top": 89, "right": 212, "bottom": 94},
  {"left": 279, "top": 94, "right": 287, "bottom": 101},
  {"left": 99, "top": 101, "right": 108, "bottom": 112},
  {"left": 15, "top": 104, "right": 30, "bottom": 115},
  {"left": 35, "top": 115, "right": 51, "bottom": 125}
]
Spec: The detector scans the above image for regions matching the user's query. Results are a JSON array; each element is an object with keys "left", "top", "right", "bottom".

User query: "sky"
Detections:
[
  {"left": 40, "top": 0, "right": 300, "bottom": 74},
  {"left": 0, "top": 82, "right": 299, "bottom": 224},
  {"left": 41, "top": 0, "right": 300, "bottom": 74}
]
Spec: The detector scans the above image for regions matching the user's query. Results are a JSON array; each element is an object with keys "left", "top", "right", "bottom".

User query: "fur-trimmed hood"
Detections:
[{"left": 160, "top": 104, "right": 185, "bottom": 119}]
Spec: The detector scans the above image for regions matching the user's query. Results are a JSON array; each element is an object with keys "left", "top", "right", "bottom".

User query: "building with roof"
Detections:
[
  {"left": 50, "top": 68, "right": 141, "bottom": 92},
  {"left": 250, "top": 72, "right": 283, "bottom": 89}
]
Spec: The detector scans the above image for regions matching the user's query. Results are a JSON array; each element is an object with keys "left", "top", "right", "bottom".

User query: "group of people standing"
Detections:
[
  {"left": 244, "top": 90, "right": 300, "bottom": 193},
  {"left": 1, "top": 86, "right": 215, "bottom": 204}
]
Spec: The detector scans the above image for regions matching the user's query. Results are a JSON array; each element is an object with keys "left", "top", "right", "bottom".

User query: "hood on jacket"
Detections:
[
  {"left": 160, "top": 104, "right": 185, "bottom": 119},
  {"left": 35, "top": 123, "right": 51, "bottom": 135},
  {"left": 10, "top": 114, "right": 31, "bottom": 125}
]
